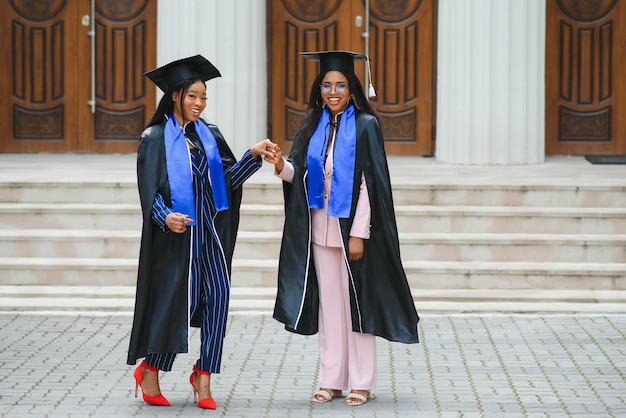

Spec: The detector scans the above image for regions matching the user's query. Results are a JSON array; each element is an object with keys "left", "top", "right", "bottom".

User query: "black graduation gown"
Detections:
[
  {"left": 273, "top": 110, "right": 420, "bottom": 344},
  {"left": 126, "top": 120, "right": 242, "bottom": 365}
]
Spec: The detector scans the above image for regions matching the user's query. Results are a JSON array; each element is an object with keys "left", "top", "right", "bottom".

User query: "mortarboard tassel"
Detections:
[{"left": 367, "top": 57, "right": 376, "bottom": 98}]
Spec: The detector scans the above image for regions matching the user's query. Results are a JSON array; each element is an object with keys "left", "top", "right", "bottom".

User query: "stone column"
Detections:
[
  {"left": 436, "top": 0, "right": 546, "bottom": 165},
  {"left": 156, "top": 0, "right": 267, "bottom": 157}
]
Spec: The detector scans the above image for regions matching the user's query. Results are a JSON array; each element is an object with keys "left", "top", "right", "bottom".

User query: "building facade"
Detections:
[{"left": 1, "top": 0, "right": 624, "bottom": 165}]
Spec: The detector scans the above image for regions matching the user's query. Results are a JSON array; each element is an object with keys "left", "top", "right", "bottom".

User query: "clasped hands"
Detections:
[{"left": 250, "top": 139, "right": 283, "bottom": 165}]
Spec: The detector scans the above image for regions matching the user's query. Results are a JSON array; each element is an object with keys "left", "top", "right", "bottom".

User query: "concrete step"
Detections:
[
  {"left": 243, "top": 182, "right": 626, "bottom": 207},
  {"left": 237, "top": 204, "right": 285, "bottom": 231},
  {"left": 0, "top": 181, "right": 137, "bottom": 204},
  {"left": 0, "top": 203, "right": 141, "bottom": 230},
  {"left": 390, "top": 183, "right": 626, "bottom": 208},
  {"left": 4, "top": 179, "right": 626, "bottom": 208},
  {"left": 394, "top": 205, "right": 626, "bottom": 234},
  {"left": 0, "top": 257, "right": 276, "bottom": 287},
  {"left": 232, "top": 232, "right": 626, "bottom": 263},
  {"left": 227, "top": 204, "right": 626, "bottom": 234},
  {"left": 404, "top": 260, "right": 626, "bottom": 290},
  {"left": 0, "top": 229, "right": 140, "bottom": 258},
  {"left": 0, "top": 203, "right": 280, "bottom": 231},
  {"left": 398, "top": 233, "right": 626, "bottom": 263},
  {"left": 3, "top": 203, "right": 626, "bottom": 234},
  {"left": 0, "top": 285, "right": 624, "bottom": 313},
  {"left": 3, "top": 230, "right": 625, "bottom": 263},
  {"left": 1, "top": 257, "right": 624, "bottom": 290},
  {"left": 14, "top": 225, "right": 626, "bottom": 263}
]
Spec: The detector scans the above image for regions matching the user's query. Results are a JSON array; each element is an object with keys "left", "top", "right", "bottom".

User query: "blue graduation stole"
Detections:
[
  {"left": 164, "top": 115, "right": 228, "bottom": 226},
  {"left": 306, "top": 103, "right": 356, "bottom": 218}
]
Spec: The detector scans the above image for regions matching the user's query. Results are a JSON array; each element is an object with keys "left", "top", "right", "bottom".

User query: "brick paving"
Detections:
[{"left": 0, "top": 312, "right": 624, "bottom": 417}]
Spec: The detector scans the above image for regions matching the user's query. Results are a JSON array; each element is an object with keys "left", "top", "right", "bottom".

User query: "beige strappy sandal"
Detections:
[
  {"left": 345, "top": 390, "right": 369, "bottom": 406},
  {"left": 312, "top": 389, "right": 343, "bottom": 403}
]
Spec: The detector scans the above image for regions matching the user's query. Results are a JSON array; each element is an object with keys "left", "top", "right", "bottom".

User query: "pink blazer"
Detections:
[{"left": 276, "top": 143, "right": 371, "bottom": 248}]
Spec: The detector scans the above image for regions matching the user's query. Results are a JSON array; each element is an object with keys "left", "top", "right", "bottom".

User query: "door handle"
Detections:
[
  {"left": 362, "top": 0, "right": 372, "bottom": 99},
  {"left": 86, "top": 0, "right": 95, "bottom": 114}
]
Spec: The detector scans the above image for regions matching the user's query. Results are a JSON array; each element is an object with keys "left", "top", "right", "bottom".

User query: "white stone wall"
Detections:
[
  {"left": 156, "top": 0, "right": 267, "bottom": 157},
  {"left": 436, "top": 0, "right": 546, "bottom": 165}
]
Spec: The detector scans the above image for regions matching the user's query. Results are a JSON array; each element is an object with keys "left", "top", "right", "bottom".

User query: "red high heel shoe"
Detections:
[
  {"left": 133, "top": 360, "right": 170, "bottom": 406},
  {"left": 189, "top": 365, "right": 216, "bottom": 410}
]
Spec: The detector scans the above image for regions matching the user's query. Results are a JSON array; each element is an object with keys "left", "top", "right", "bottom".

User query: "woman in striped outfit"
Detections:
[{"left": 127, "top": 55, "right": 277, "bottom": 410}]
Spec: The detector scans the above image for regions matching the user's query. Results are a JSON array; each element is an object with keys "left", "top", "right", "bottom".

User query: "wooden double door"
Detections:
[
  {"left": 268, "top": 0, "right": 436, "bottom": 156},
  {"left": 0, "top": 0, "right": 156, "bottom": 153},
  {"left": 546, "top": 0, "right": 626, "bottom": 155}
]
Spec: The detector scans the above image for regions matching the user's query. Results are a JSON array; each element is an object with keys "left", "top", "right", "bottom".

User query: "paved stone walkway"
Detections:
[{"left": 0, "top": 312, "right": 624, "bottom": 417}]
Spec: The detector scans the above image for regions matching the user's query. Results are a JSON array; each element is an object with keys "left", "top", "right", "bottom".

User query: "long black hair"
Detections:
[
  {"left": 292, "top": 71, "right": 380, "bottom": 155},
  {"left": 146, "top": 78, "right": 205, "bottom": 128}
]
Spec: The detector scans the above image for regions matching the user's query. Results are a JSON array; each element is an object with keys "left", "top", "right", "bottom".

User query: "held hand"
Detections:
[
  {"left": 165, "top": 212, "right": 193, "bottom": 234},
  {"left": 250, "top": 139, "right": 280, "bottom": 161},
  {"left": 272, "top": 154, "right": 285, "bottom": 173},
  {"left": 348, "top": 236, "right": 364, "bottom": 261},
  {"left": 264, "top": 143, "right": 284, "bottom": 171}
]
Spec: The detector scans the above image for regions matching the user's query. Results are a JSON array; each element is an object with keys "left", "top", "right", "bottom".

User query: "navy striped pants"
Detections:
[{"left": 145, "top": 225, "right": 230, "bottom": 374}]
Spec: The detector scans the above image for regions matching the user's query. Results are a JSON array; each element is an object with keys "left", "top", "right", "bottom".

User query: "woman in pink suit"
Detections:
[{"left": 265, "top": 50, "right": 419, "bottom": 406}]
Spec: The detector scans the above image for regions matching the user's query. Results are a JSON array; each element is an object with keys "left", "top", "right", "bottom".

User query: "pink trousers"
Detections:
[{"left": 312, "top": 243, "right": 377, "bottom": 391}]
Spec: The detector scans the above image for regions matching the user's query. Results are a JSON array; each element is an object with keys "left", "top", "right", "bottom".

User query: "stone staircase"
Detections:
[{"left": 0, "top": 154, "right": 625, "bottom": 312}]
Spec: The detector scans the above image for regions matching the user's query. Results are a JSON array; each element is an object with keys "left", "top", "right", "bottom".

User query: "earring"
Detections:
[{"left": 316, "top": 98, "right": 323, "bottom": 108}]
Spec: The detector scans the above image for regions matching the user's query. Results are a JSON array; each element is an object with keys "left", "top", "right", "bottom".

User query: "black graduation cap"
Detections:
[
  {"left": 300, "top": 50, "right": 376, "bottom": 98},
  {"left": 144, "top": 54, "right": 221, "bottom": 93},
  {"left": 300, "top": 50, "right": 367, "bottom": 76}
]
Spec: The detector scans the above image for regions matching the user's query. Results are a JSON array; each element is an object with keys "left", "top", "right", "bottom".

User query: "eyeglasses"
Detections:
[{"left": 319, "top": 83, "right": 348, "bottom": 95}]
